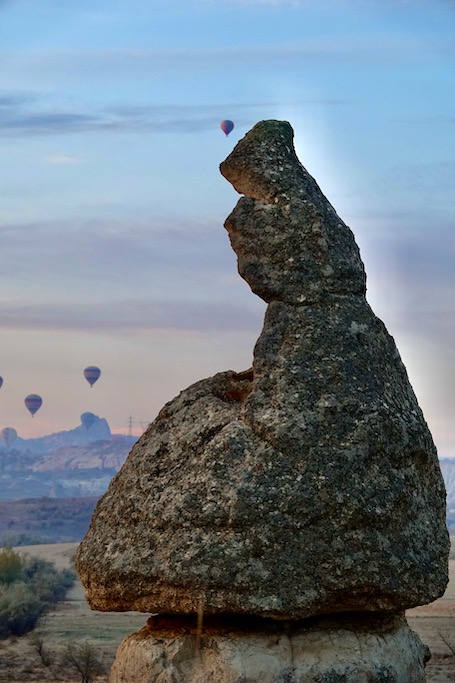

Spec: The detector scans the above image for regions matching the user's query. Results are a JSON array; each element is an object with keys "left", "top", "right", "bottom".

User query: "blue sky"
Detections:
[{"left": 0, "top": 0, "right": 454, "bottom": 455}]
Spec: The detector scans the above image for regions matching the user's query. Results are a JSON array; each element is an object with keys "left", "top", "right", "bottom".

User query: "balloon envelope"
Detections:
[
  {"left": 0, "top": 377, "right": 3, "bottom": 388},
  {"left": 25, "top": 394, "right": 42, "bottom": 416},
  {"left": 84, "top": 366, "right": 101, "bottom": 387},
  {"left": 1, "top": 427, "right": 17, "bottom": 446},
  {"left": 81, "top": 412, "right": 96, "bottom": 430},
  {"left": 220, "top": 119, "right": 234, "bottom": 136}
]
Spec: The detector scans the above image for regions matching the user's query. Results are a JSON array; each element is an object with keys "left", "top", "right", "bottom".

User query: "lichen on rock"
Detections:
[{"left": 76, "top": 120, "right": 449, "bottom": 622}]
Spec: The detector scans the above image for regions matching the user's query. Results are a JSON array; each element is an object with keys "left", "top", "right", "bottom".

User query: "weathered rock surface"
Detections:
[
  {"left": 109, "top": 614, "right": 429, "bottom": 683},
  {"left": 77, "top": 120, "right": 449, "bottom": 619},
  {"left": 219, "top": 121, "right": 365, "bottom": 305}
]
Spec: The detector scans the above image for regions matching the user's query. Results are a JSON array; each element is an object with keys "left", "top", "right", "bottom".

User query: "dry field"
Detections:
[
  {"left": 0, "top": 542, "right": 454, "bottom": 682},
  {"left": 0, "top": 543, "right": 145, "bottom": 682},
  {"left": 407, "top": 555, "right": 455, "bottom": 683}
]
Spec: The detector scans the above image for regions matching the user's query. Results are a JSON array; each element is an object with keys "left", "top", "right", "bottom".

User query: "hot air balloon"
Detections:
[
  {"left": 81, "top": 412, "right": 96, "bottom": 430},
  {"left": 84, "top": 366, "right": 101, "bottom": 388},
  {"left": 220, "top": 120, "right": 234, "bottom": 136},
  {"left": 0, "top": 377, "right": 3, "bottom": 388},
  {"left": 0, "top": 427, "right": 17, "bottom": 447},
  {"left": 25, "top": 394, "right": 42, "bottom": 417}
]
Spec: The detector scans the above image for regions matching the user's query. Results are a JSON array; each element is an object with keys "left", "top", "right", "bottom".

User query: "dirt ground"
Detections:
[
  {"left": 1, "top": 542, "right": 455, "bottom": 681},
  {"left": 406, "top": 559, "right": 455, "bottom": 682}
]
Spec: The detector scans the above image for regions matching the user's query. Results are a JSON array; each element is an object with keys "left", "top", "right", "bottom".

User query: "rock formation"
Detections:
[
  {"left": 77, "top": 120, "right": 449, "bottom": 682},
  {"left": 108, "top": 614, "right": 430, "bottom": 683}
]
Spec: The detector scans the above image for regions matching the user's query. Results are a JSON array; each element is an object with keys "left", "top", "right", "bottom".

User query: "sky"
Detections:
[{"left": 0, "top": 0, "right": 454, "bottom": 454}]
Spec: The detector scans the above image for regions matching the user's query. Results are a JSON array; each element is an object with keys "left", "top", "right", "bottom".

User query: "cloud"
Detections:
[
  {"left": 0, "top": 91, "right": 37, "bottom": 107},
  {"left": 0, "top": 93, "right": 350, "bottom": 137},
  {"left": 0, "top": 214, "right": 262, "bottom": 333},
  {"left": 45, "top": 154, "right": 86, "bottom": 165},
  {"left": 0, "top": 215, "right": 233, "bottom": 275},
  {"left": 3, "top": 22, "right": 449, "bottom": 90},
  {"left": 0, "top": 213, "right": 265, "bottom": 334},
  {"left": 384, "top": 161, "right": 455, "bottom": 196},
  {"left": 0, "top": 297, "right": 264, "bottom": 334},
  {"left": 29, "top": 38, "right": 437, "bottom": 68},
  {"left": 0, "top": 110, "right": 113, "bottom": 135}
]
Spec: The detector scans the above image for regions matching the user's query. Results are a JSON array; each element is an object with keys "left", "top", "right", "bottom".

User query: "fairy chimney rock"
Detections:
[{"left": 77, "top": 120, "right": 449, "bottom": 621}]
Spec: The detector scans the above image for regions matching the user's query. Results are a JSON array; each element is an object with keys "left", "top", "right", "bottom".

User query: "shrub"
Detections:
[
  {"left": 21, "top": 555, "right": 75, "bottom": 603},
  {"left": 0, "top": 547, "right": 75, "bottom": 638},
  {"left": 62, "top": 641, "right": 104, "bottom": 683},
  {"left": 29, "top": 630, "right": 53, "bottom": 665},
  {"left": 439, "top": 632, "right": 455, "bottom": 655},
  {"left": 0, "top": 582, "right": 45, "bottom": 637},
  {"left": 0, "top": 546, "right": 22, "bottom": 585}
]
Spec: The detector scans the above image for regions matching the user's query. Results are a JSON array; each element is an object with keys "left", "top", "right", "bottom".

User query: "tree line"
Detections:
[{"left": 0, "top": 546, "right": 75, "bottom": 637}]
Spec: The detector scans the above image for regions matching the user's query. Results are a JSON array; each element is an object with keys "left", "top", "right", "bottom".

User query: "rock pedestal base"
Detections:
[{"left": 109, "top": 614, "right": 430, "bottom": 683}]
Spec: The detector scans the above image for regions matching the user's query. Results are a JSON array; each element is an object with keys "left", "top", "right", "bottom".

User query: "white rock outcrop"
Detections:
[{"left": 109, "top": 614, "right": 429, "bottom": 683}]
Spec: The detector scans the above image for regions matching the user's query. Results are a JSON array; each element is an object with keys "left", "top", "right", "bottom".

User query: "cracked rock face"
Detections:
[{"left": 77, "top": 120, "right": 449, "bottom": 619}]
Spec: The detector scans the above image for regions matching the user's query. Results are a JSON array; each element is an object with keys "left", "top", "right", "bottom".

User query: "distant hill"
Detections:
[
  {"left": 4, "top": 414, "right": 118, "bottom": 453},
  {"left": 0, "top": 415, "right": 138, "bottom": 500}
]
